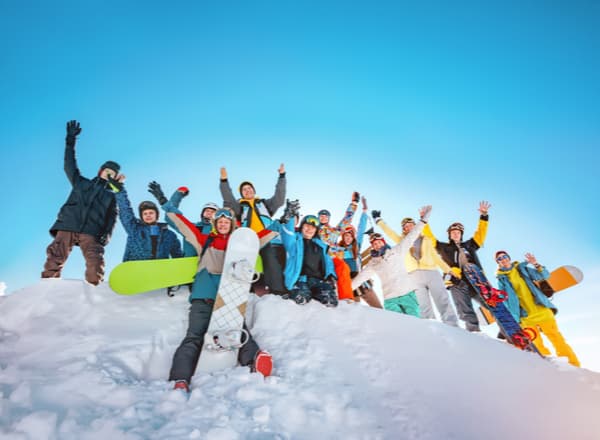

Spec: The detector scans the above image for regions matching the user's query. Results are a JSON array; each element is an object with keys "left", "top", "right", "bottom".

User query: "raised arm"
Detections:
[
  {"left": 263, "top": 163, "right": 287, "bottom": 215},
  {"left": 64, "top": 120, "right": 83, "bottom": 185},
  {"left": 219, "top": 167, "right": 242, "bottom": 216},
  {"left": 472, "top": 200, "right": 491, "bottom": 247}
]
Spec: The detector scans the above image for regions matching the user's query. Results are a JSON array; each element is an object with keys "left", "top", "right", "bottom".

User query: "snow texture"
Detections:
[{"left": 1, "top": 280, "right": 599, "bottom": 439}]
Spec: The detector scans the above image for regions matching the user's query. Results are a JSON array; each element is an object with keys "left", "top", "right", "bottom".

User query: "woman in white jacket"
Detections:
[{"left": 351, "top": 206, "right": 431, "bottom": 317}]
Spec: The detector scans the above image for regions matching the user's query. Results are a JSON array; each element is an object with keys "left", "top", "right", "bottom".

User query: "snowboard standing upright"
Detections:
[
  {"left": 196, "top": 227, "right": 260, "bottom": 373},
  {"left": 462, "top": 263, "right": 541, "bottom": 356}
]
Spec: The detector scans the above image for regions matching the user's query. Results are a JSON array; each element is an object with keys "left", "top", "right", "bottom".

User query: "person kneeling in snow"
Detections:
[
  {"left": 164, "top": 191, "right": 272, "bottom": 391},
  {"left": 351, "top": 206, "right": 432, "bottom": 317}
]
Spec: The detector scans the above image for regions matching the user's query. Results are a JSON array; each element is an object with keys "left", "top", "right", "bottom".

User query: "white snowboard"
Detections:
[{"left": 196, "top": 227, "right": 260, "bottom": 374}]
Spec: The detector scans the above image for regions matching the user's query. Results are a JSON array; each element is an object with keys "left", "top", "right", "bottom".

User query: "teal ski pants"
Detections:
[{"left": 383, "top": 292, "right": 420, "bottom": 317}]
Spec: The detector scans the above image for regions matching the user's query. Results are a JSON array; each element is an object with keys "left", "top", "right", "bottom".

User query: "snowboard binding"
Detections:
[{"left": 204, "top": 328, "right": 249, "bottom": 352}]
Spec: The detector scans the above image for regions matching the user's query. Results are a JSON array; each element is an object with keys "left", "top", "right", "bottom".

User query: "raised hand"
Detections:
[
  {"left": 279, "top": 163, "right": 285, "bottom": 174},
  {"left": 525, "top": 253, "right": 538, "bottom": 266},
  {"left": 220, "top": 167, "right": 228, "bottom": 180},
  {"left": 66, "top": 120, "right": 81, "bottom": 144},
  {"left": 107, "top": 174, "right": 125, "bottom": 193},
  {"left": 148, "top": 181, "right": 167, "bottom": 205},
  {"left": 361, "top": 196, "right": 368, "bottom": 211},
  {"left": 479, "top": 200, "right": 491, "bottom": 215},
  {"left": 371, "top": 210, "right": 381, "bottom": 222},
  {"left": 352, "top": 191, "right": 360, "bottom": 203},
  {"left": 419, "top": 205, "right": 432, "bottom": 223}
]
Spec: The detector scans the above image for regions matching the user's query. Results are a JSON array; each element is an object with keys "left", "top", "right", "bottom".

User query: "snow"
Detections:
[{"left": 1, "top": 280, "right": 599, "bottom": 440}]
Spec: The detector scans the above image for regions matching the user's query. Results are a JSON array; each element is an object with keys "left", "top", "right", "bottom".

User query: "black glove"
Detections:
[
  {"left": 66, "top": 120, "right": 81, "bottom": 145},
  {"left": 371, "top": 210, "right": 381, "bottom": 222},
  {"left": 107, "top": 175, "right": 123, "bottom": 193},
  {"left": 148, "top": 181, "right": 167, "bottom": 205},
  {"left": 280, "top": 199, "right": 300, "bottom": 223},
  {"left": 98, "top": 234, "right": 108, "bottom": 246},
  {"left": 352, "top": 191, "right": 360, "bottom": 203}
]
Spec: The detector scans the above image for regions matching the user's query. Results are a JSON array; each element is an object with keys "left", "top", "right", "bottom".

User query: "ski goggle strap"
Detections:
[
  {"left": 214, "top": 208, "right": 234, "bottom": 220},
  {"left": 369, "top": 233, "right": 384, "bottom": 243},
  {"left": 303, "top": 215, "right": 319, "bottom": 227}
]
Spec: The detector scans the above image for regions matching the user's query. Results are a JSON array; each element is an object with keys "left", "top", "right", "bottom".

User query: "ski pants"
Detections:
[
  {"left": 522, "top": 315, "right": 580, "bottom": 367},
  {"left": 259, "top": 243, "right": 287, "bottom": 295},
  {"left": 289, "top": 277, "right": 338, "bottom": 307},
  {"left": 383, "top": 292, "right": 420, "bottom": 317},
  {"left": 169, "top": 299, "right": 260, "bottom": 383},
  {"left": 333, "top": 257, "right": 354, "bottom": 301},
  {"left": 41, "top": 230, "right": 105, "bottom": 285},
  {"left": 410, "top": 270, "right": 458, "bottom": 326},
  {"left": 449, "top": 280, "right": 482, "bottom": 332}
]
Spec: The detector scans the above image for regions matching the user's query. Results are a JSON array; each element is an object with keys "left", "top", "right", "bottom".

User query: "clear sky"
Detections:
[{"left": 1, "top": 1, "right": 599, "bottom": 360}]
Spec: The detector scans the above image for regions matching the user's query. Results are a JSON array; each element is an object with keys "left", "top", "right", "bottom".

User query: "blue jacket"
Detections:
[
  {"left": 162, "top": 190, "right": 213, "bottom": 257},
  {"left": 496, "top": 261, "right": 557, "bottom": 322},
  {"left": 115, "top": 190, "right": 183, "bottom": 262},
  {"left": 340, "top": 211, "right": 368, "bottom": 273},
  {"left": 273, "top": 220, "right": 336, "bottom": 290}
]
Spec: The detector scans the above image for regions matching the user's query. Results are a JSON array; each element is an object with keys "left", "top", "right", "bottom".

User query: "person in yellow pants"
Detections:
[{"left": 495, "top": 251, "right": 580, "bottom": 367}]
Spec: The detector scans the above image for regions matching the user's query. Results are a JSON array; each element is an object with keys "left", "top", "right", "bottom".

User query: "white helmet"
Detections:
[{"left": 201, "top": 202, "right": 219, "bottom": 220}]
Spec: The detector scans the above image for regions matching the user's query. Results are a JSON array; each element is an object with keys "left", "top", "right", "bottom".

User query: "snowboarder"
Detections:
[
  {"left": 371, "top": 211, "right": 458, "bottom": 326},
  {"left": 433, "top": 201, "right": 491, "bottom": 332},
  {"left": 41, "top": 120, "right": 119, "bottom": 286},
  {"left": 219, "top": 165, "right": 287, "bottom": 295},
  {"left": 495, "top": 251, "right": 580, "bottom": 366},
  {"left": 148, "top": 180, "right": 218, "bottom": 257},
  {"left": 106, "top": 177, "right": 182, "bottom": 262},
  {"left": 165, "top": 195, "right": 272, "bottom": 391},
  {"left": 351, "top": 206, "right": 432, "bottom": 317}
]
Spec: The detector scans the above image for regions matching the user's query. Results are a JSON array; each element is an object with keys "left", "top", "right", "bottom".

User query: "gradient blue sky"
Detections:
[{"left": 1, "top": 2, "right": 599, "bottom": 365}]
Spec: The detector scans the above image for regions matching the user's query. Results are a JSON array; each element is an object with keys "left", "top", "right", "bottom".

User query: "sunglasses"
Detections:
[
  {"left": 214, "top": 209, "right": 234, "bottom": 220},
  {"left": 303, "top": 215, "right": 319, "bottom": 227},
  {"left": 496, "top": 255, "right": 510, "bottom": 262}
]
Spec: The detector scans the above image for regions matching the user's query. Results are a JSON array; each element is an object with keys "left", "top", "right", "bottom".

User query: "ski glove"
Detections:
[
  {"left": 419, "top": 205, "right": 432, "bottom": 223},
  {"left": 177, "top": 186, "right": 189, "bottom": 196},
  {"left": 65, "top": 120, "right": 81, "bottom": 145},
  {"left": 107, "top": 175, "right": 123, "bottom": 193},
  {"left": 280, "top": 199, "right": 300, "bottom": 224},
  {"left": 371, "top": 210, "right": 381, "bottom": 222},
  {"left": 352, "top": 191, "right": 360, "bottom": 203},
  {"left": 98, "top": 234, "right": 109, "bottom": 246},
  {"left": 148, "top": 181, "right": 167, "bottom": 205}
]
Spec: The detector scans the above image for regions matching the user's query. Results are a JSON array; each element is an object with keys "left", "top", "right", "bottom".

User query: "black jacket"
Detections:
[
  {"left": 49, "top": 143, "right": 117, "bottom": 244},
  {"left": 435, "top": 215, "right": 489, "bottom": 271}
]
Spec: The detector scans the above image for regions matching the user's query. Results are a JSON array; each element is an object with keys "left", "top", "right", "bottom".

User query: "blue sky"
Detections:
[{"left": 1, "top": 1, "right": 599, "bottom": 362}]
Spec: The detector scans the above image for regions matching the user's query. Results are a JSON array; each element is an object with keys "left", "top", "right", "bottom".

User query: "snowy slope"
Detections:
[{"left": 1, "top": 280, "right": 599, "bottom": 440}]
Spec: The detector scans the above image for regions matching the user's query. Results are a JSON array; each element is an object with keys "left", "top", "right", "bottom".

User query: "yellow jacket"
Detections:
[{"left": 376, "top": 219, "right": 451, "bottom": 273}]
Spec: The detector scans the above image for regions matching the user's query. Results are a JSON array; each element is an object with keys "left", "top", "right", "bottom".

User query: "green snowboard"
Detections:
[{"left": 109, "top": 257, "right": 199, "bottom": 295}]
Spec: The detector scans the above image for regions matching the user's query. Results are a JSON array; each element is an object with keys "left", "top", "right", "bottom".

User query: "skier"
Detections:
[
  {"left": 165, "top": 192, "right": 272, "bottom": 391},
  {"left": 433, "top": 201, "right": 491, "bottom": 332},
  {"left": 371, "top": 210, "right": 458, "bottom": 326},
  {"left": 219, "top": 165, "right": 287, "bottom": 295},
  {"left": 337, "top": 197, "right": 382, "bottom": 308},
  {"left": 317, "top": 192, "right": 360, "bottom": 301},
  {"left": 495, "top": 251, "right": 580, "bottom": 366},
  {"left": 106, "top": 177, "right": 182, "bottom": 262},
  {"left": 42, "top": 120, "right": 119, "bottom": 286},
  {"left": 273, "top": 201, "right": 338, "bottom": 307},
  {"left": 148, "top": 180, "right": 218, "bottom": 257},
  {"left": 351, "top": 206, "right": 432, "bottom": 317}
]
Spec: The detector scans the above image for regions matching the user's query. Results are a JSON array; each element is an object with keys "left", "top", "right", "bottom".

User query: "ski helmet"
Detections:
[
  {"left": 401, "top": 217, "right": 415, "bottom": 227},
  {"left": 201, "top": 202, "right": 219, "bottom": 220},
  {"left": 138, "top": 200, "right": 158, "bottom": 218},
  {"left": 447, "top": 222, "right": 464, "bottom": 239},
  {"left": 299, "top": 215, "right": 320, "bottom": 232},
  {"left": 211, "top": 207, "right": 237, "bottom": 233},
  {"left": 369, "top": 232, "right": 386, "bottom": 245},
  {"left": 318, "top": 209, "right": 331, "bottom": 217},
  {"left": 342, "top": 225, "right": 356, "bottom": 237}
]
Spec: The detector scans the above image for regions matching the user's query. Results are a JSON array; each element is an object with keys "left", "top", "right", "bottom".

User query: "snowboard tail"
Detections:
[{"left": 535, "top": 265, "right": 583, "bottom": 297}]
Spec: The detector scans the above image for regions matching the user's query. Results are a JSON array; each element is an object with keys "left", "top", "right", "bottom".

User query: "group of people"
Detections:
[{"left": 41, "top": 120, "right": 580, "bottom": 391}]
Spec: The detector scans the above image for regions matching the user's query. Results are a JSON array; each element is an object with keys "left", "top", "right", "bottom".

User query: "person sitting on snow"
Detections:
[
  {"left": 495, "top": 251, "right": 580, "bottom": 367},
  {"left": 351, "top": 206, "right": 432, "bottom": 317},
  {"left": 163, "top": 188, "right": 272, "bottom": 391}
]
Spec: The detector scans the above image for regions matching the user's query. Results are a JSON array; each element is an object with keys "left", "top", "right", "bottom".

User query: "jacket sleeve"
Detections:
[
  {"left": 472, "top": 214, "right": 489, "bottom": 247},
  {"left": 376, "top": 218, "right": 401, "bottom": 244},
  {"left": 164, "top": 204, "right": 204, "bottom": 255},
  {"left": 169, "top": 232, "right": 183, "bottom": 258},
  {"left": 279, "top": 218, "right": 296, "bottom": 251},
  {"left": 356, "top": 212, "right": 368, "bottom": 249},
  {"left": 64, "top": 143, "right": 82, "bottom": 186},
  {"left": 351, "top": 265, "right": 375, "bottom": 290},
  {"left": 422, "top": 223, "right": 437, "bottom": 247},
  {"left": 335, "top": 201, "right": 358, "bottom": 232},
  {"left": 264, "top": 173, "right": 286, "bottom": 215},
  {"left": 162, "top": 191, "right": 185, "bottom": 230},
  {"left": 219, "top": 179, "right": 242, "bottom": 216},
  {"left": 390, "top": 220, "right": 425, "bottom": 257},
  {"left": 114, "top": 190, "right": 138, "bottom": 236},
  {"left": 431, "top": 239, "right": 451, "bottom": 273}
]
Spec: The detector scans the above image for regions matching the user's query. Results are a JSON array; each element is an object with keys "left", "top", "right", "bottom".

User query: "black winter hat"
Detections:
[
  {"left": 138, "top": 201, "right": 159, "bottom": 218},
  {"left": 100, "top": 160, "right": 121, "bottom": 174},
  {"left": 239, "top": 181, "right": 255, "bottom": 197}
]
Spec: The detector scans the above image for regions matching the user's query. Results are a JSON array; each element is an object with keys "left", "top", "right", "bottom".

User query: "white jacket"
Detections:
[{"left": 351, "top": 220, "right": 424, "bottom": 300}]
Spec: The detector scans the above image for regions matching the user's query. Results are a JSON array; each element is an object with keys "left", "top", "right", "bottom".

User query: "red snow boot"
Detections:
[
  {"left": 253, "top": 350, "right": 273, "bottom": 377},
  {"left": 173, "top": 380, "right": 190, "bottom": 392}
]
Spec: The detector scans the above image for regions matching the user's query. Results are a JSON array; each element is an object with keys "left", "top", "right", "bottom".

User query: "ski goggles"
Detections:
[
  {"left": 214, "top": 208, "right": 234, "bottom": 220},
  {"left": 302, "top": 215, "right": 320, "bottom": 227},
  {"left": 369, "top": 233, "right": 385, "bottom": 243},
  {"left": 496, "top": 254, "right": 510, "bottom": 262}
]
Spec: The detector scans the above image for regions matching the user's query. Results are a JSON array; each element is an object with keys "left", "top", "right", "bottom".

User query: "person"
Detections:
[
  {"left": 42, "top": 120, "right": 119, "bottom": 286},
  {"left": 337, "top": 197, "right": 382, "bottom": 308},
  {"left": 164, "top": 189, "right": 272, "bottom": 391},
  {"left": 148, "top": 180, "right": 218, "bottom": 257},
  {"left": 433, "top": 201, "right": 491, "bottom": 332},
  {"left": 219, "top": 165, "right": 287, "bottom": 295},
  {"left": 371, "top": 210, "right": 458, "bottom": 326},
  {"left": 106, "top": 177, "right": 182, "bottom": 261},
  {"left": 274, "top": 202, "right": 338, "bottom": 307},
  {"left": 351, "top": 206, "right": 432, "bottom": 317},
  {"left": 495, "top": 251, "right": 580, "bottom": 366},
  {"left": 318, "top": 192, "right": 360, "bottom": 301}
]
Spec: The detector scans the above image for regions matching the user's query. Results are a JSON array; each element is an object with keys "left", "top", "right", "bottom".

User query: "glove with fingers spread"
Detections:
[
  {"left": 280, "top": 198, "right": 301, "bottom": 223},
  {"left": 148, "top": 181, "right": 167, "bottom": 205},
  {"left": 371, "top": 210, "right": 381, "bottom": 223},
  {"left": 66, "top": 120, "right": 82, "bottom": 145}
]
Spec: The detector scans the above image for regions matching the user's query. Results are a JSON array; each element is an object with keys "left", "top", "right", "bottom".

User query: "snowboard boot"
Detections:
[
  {"left": 253, "top": 350, "right": 273, "bottom": 377},
  {"left": 173, "top": 380, "right": 190, "bottom": 392}
]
